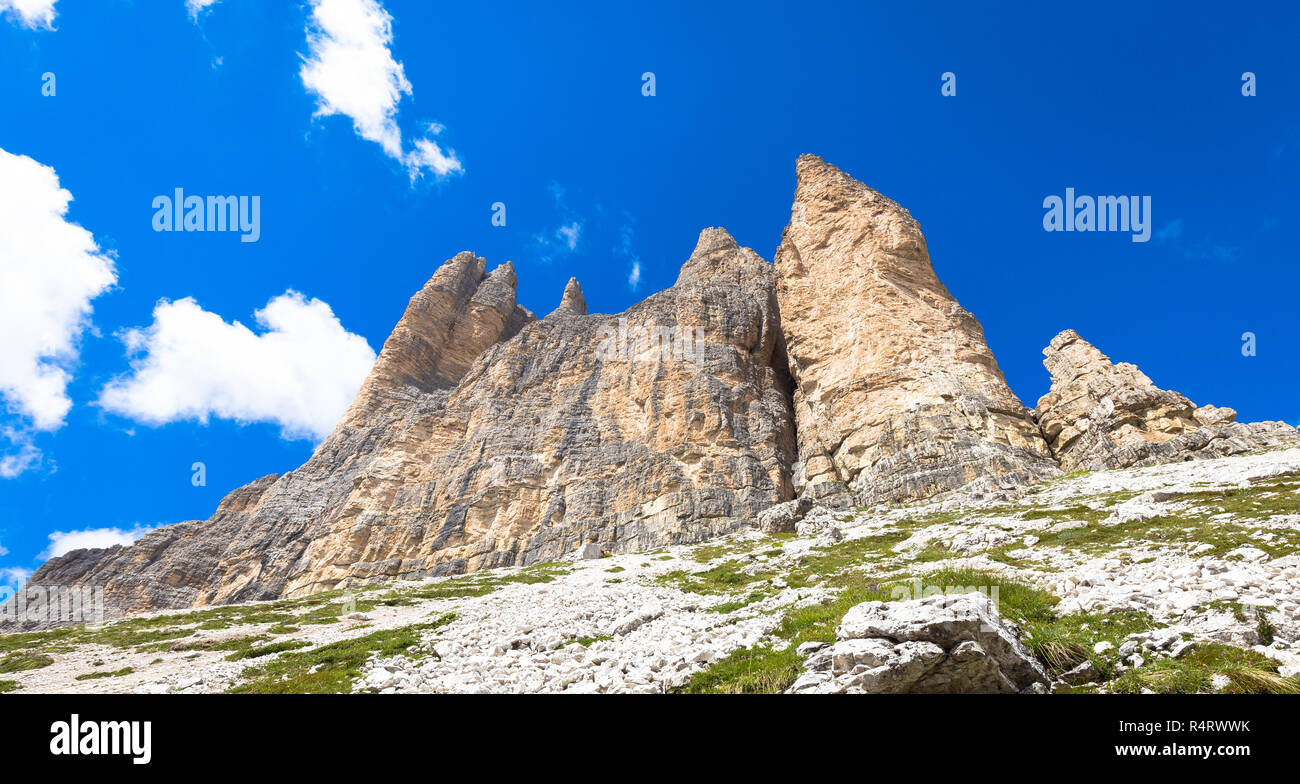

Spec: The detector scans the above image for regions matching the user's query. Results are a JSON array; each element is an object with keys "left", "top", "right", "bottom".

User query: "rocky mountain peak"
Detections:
[
  {"left": 776, "top": 156, "right": 1056, "bottom": 505},
  {"left": 351, "top": 254, "right": 531, "bottom": 404},
  {"left": 1035, "top": 330, "right": 1297, "bottom": 471},
  {"left": 674, "top": 227, "right": 769, "bottom": 288},
  {"left": 546, "top": 277, "right": 587, "bottom": 318},
  {"left": 1041, "top": 329, "right": 1135, "bottom": 388}
]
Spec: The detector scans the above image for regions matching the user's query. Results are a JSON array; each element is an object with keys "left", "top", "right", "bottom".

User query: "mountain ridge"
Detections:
[{"left": 17, "top": 156, "right": 1298, "bottom": 622}]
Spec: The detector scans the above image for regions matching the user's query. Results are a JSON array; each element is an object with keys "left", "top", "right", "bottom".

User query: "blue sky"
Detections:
[{"left": 0, "top": 0, "right": 1296, "bottom": 588}]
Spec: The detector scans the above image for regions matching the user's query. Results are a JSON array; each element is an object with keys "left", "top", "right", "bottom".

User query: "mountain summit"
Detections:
[{"left": 23, "top": 157, "right": 1298, "bottom": 620}]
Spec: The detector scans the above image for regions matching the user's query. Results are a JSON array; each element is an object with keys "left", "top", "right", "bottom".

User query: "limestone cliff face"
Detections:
[
  {"left": 774, "top": 155, "right": 1057, "bottom": 506},
  {"left": 30, "top": 231, "right": 795, "bottom": 615},
  {"left": 23, "top": 156, "right": 1295, "bottom": 621},
  {"left": 1035, "top": 329, "right": 1299, "bottom": 471}
]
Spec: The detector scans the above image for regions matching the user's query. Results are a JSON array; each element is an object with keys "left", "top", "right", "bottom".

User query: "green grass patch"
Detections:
[
  {"left": 561, "top": 636, "right": 613, "bottom": 648},
  {"left": 784, "top": 531, "right": 911, "bottom": 589},
  {"left": 0, "top": 652, "right": 54, "bottom": 673},
  {"left": 675, "top": 645, "right": 804, "bottom": 694},
  {"left": 679, "top": 568, "right": 1068, "bottom": 694},
  {"left": 223, "top": 639, "right": 311, "bottom": 661},
  {"left": 75, "top": 666, "right": 134, "bottom": 681},
  {"left": 1021, "top": 505, "right": 1109, "bottom": 525},
  {"left": 689, "top": 539, "right": 766, "bottom": 564},
  {"left": 657, "top": 560, "right": 773, "bottom": 594},
  {"left": 1022, "top": 610, "right": 1159, "bottom": 678},
  {"left": 227, "top": 613, "right": 456, "bottom": 694},
  {"left": 1110, "top": 643, "right": 1300, "bottom": 694},
  {"left": 707, "top": 592, "right": 771, "bottom": 614}
]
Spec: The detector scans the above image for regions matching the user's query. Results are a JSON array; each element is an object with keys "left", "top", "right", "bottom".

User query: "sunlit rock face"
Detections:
[
  {"left": 30, "top": 155, "right": 1295, "bottom": 621},
  {"left": 1035, "top": 329, "right": 1299, "bottom": 472},
  {"left": 29, "top": 232, "right": 796, "bottom": 615},
  {"left": 774, "top": 155, "right": 1057, "bottom": 507}
]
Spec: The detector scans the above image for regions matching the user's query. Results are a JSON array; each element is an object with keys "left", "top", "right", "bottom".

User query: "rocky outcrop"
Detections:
[
  {"left": 787, "top": 593, "right": 1050, "bottom": 694},
  {"left": 21, "top": 156, "right": 1297, "bottom": 624},
  {"left": 28, "top": 231, "right": 796, "bottom": 617},
  {"left": 546, "top": 277, "right": 586, "bottom": 318},
  {"left": 1035, "top": 330, "right": 1299, "bottom": 471},
  {"left": 775, "top": 155, "right": 1057, "bottom": 506}
]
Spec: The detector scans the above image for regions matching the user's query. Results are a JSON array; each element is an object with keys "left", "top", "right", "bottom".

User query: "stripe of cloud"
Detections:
[
  {"left": 617, "top": 218, "right": 642, "bottom": 292},
  {"left": 299, "top": 0, "right": 463, "bottom": 181}
]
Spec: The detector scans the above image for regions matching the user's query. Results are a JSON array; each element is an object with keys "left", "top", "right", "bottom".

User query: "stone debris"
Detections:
[{"left": 5, "top": 446, "right": 1300, "bottom": 694}]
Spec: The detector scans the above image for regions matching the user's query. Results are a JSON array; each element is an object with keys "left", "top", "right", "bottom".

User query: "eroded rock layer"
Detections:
[
  {"left": 775, "top": 155, "right": 1057, "bottom": 506},
  {"left": 1035, "top": 329, "right": 1299, "bottom": 471},
  {"left": 29, "top": 232, "right": 796, "bottom": 616}
]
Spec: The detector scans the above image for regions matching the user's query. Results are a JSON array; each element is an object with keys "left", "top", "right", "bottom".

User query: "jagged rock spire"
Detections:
[
  {"left": 546, "top": 277, "right": 587, "bottom": 318},
  {"left": 1035, "top": 329, "right": 1298, "bottom": 471},
  {"left": 348, "top": 254, "right": 533, "bottom": 403},
  {"left": 775, "top": 155, "right": 1057, "bottom": 505}
]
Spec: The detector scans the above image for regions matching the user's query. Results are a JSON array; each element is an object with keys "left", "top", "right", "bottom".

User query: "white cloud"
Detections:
[
  {"left": 617, "top": 219, "right": 642, "bottom": 291},
  {"left": 404, "top": 132, "right": 463, "bottom": 180},
  {"left": 40, "top": 525, "right": 155, "bottom": 560},
  {"left": 0, "top": 147, "right": 118, "bottom": 477},
  {"left": 0, "top": 432, "right": 42, "bottom": 479},
  {"left": 532, "top": 184, "right": 584, "bottom": 264},
  {"left": 300, "top": 0, "right": 462, "bottom": 180},
  {"left": 98, "top": 291, "right": 376, "bottom": 441},
  {"left": 556, "top": 222, "right": 581, "bottom": 251},
  {"left": 0, "top": 0, "right": 57, "bottom": 28},
  {"left": 0, "top": 566, "right": 33, "bottom": 592},
  {"left": 186, "top": 0, "right": 219, "bottom": 21}
]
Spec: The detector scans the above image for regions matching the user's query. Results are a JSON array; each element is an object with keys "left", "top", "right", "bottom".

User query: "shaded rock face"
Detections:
[
  {"left": 775, "top": 155, "right": 1057, "bottom": 506},
  {"left": 1035, "top": 330, "right": 1299, "bottom": 471},
  {"left": 787, "top": 594, "right": 1050, "bottom": 694},
  {"left": 30, "top": 230, "right": 796, "bottom": 616}
]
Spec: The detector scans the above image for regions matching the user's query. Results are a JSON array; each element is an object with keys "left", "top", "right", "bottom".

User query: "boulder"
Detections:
[
  {"left": 756, "top": 497, "right": 813, "bottom": 534},
  {"left": 789, "top": 592, "right": 1049, "bottom": 693}
]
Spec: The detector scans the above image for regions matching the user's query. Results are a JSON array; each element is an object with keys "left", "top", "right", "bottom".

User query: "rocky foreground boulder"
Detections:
[
  {"left": 788, "top": 593, "right": 1050, "bottom": 694},
  {"left": 1035, "top": 329, "right": 1298, "bottom": 471},
  {"left": 17, "top": 156, "right": 1298, "bottom": 621}
]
